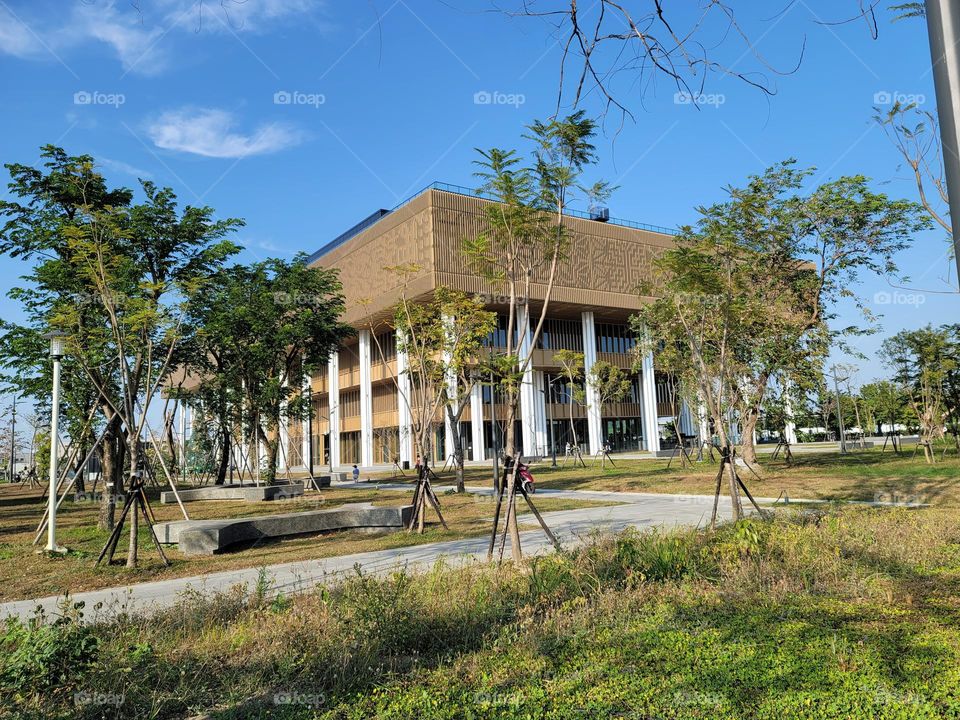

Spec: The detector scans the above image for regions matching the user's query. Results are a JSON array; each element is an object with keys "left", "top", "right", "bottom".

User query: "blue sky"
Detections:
[{"left": 0, "top": 0, "right": 955, "bottom": 390}]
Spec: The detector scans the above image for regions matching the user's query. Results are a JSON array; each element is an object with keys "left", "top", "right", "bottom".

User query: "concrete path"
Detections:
[{"left": 0, "top": 490, "right": 761, "bottom": 623}]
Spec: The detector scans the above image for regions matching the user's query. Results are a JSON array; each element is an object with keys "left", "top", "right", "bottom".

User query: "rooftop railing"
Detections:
[{"left": 307, "top": 181, "right": 676, "bottom": 263}]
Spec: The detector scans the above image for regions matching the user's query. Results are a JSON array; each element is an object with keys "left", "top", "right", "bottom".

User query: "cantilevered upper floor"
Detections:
[{"left": 307, "top": 182, "right": 677, "bottom": 326}]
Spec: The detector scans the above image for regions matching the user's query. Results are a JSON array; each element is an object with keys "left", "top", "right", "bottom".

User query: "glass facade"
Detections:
[
  {"left": 537, "top": 318, "right": 584, "bottom": 351},
  {"left": 595, "top": 323, "right": 638, "bottom": 354}
]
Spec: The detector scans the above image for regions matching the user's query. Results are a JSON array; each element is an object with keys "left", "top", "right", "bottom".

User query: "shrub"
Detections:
[{"left": 0, "top": 603, "right": 99, "bottom": 700}]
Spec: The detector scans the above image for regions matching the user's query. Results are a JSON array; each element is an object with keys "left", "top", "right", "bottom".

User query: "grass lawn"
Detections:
[
  {"left": 3, "top": 504, "right": 959, "bottom": 719},
  {"left": 377, "top": 445, "right": 960, "bottom": 506},
  {"left": 0, "top": 482, "right": 614, "bottom": 603}
]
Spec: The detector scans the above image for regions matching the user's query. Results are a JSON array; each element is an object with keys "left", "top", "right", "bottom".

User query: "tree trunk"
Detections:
[
  {"left": 215, "top": 426, "right": 230, "bottom": 485},
  {"left": 126, "top": 444, "right": 140, "bottom": 568},
  {"left": 73, "top": 446, "right": 86, "bottom": 494},
  {"left": 97, "top": 416, "right": 121, "bottom": 531},
  {"left": 503, "top": 400, "right": 522, "bottom": 563},
  {"left": 266, "top": 439, "right": 278, "bottom": 484},
  {"left": 740, "top": 406, "right": 760, "bottom": 465}
]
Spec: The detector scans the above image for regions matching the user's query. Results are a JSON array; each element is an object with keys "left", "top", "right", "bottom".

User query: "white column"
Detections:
[
  {"left": 470, "top": 381, "right": 485, "bottom": 461},
  {"left": 302, "top": 361, "right": 311, "bottom": 471},
  {"left": 441, "top": 315, "right": 457, "bottom": 464},
  {"left": 397, "top": 331, "right": 413, "bottom": 466},
  {"left": 581, "top": 311, "right": 602, "bottom": 455},
  {"left": 641, "top": 350, "right": 660, "bottom": 453},
  {"left": 532, "top": 370, "right": 548, "bottom": 455},
  {"left": 784, "top": 378, "right": 798, "bottom": 444},
  {"left": 278, "top": 400, "right": 290, "bottom": 471},
  {"left": 359, "top": 330, "right": 374, "bottom": 467},
  {"left": 328, "top": 350, "right": 341, "bottom": 468},
  {"left": 517, "top": 304, "right": 540, "bottom": 457},
  {"left": 697, "top": 399, "right": 710, "bottom": 445},
  {"left": 679, "top": 398, "right": 695, "bottom": 437}
]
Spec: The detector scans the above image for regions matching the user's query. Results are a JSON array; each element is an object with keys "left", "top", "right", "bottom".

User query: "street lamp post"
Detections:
[
  {"left": 925, "top": 0, "right": 960, "bottom": 277},
  {"left": 306, "top": 380, "right": 315, "bottom": 480},
  {"left": 8, "top": 394, "right": 16, "bottom": 483},
  {"left": 43, "top": 331, "right": 66, "bottom": 553},
  {"left": 488, "top": 370, "right": 499, "bottom": 491},
  {"left": 831, "top": 365, "right": 848, "bottom": 455}
]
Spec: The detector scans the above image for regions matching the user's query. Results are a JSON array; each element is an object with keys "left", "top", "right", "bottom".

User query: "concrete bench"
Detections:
[
  {"left": 154, "top": 503, "right": 413, "bottom": 555},
  {"left": 160, "top": 482, "right": 304, "bottom": 504}
]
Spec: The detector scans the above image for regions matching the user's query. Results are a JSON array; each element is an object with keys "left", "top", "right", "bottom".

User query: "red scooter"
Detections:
[{"left": 503, "top": 457, "right": 536, "bottom": 494}]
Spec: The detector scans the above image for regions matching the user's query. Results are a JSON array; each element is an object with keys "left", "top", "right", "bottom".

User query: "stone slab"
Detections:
[
  {"left": 155, "top": 503, "right": 414, "bottom": 555},
  {"left": 160, "top": 482, "right": 304, "bottom": 504}
]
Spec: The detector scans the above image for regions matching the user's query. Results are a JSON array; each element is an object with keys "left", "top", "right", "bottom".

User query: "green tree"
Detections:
[
  {"left": 463, "top": 111, "right": 608, "bottom": 561},
  {"left": 184, "top": 257, "right": 351, "bottom": 485},
  {"left": 384, "top": 282, "right": 495, "bottom": 497},
  {"left": 587, "top": 359, "right": 632, "bottom": 467},
  {"left": 637, "top": 161, "right": 927, "bottom": 474},
  {"left": 553, "top": 349, "right": 585, "bottom": 452},
  {"left": 0, "top": 146, "right": 242, "bottom": 560},
  {"left": 881, "top": 325, "right": 960, "bottom": 462}
]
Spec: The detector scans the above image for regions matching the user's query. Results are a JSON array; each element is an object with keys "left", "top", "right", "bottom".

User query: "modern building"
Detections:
[{"left": 281, "top": 182, "right": 696, "bottom": 471}]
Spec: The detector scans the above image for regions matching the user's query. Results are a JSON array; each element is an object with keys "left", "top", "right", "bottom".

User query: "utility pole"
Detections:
[
  {"left": 925, "top": 0, "right": 960, "bottom": 279},
  {"left": 831, "top": 366, "right": 848, "bottom": 454}
]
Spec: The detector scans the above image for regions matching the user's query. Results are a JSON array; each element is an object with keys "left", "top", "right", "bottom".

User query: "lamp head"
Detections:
[{"left": 43, "top": 331, "right": 67, "bottom": 360}]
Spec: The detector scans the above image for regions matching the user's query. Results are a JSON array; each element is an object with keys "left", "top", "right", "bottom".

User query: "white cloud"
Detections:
[
  {"left": 0, "top": 6, "right": 42, "bottom": 58},
  {"left": 147, "top": 108, "right": 303, "bottom": 158},
  {"left": 0, "top": 0, "right": 323, "bottom": 74},
  {"left": 71, "top": 3, "right": 168, "bottom": 75}
]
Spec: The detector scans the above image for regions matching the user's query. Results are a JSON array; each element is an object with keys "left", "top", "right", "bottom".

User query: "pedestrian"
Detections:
[{"left": 352, "top": 464, "right": 360, "bottom": 481}]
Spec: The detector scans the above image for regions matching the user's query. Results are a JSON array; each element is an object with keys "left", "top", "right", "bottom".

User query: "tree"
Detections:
[
  {"left": 587, "top": 359, "right": 632, "bottom": 467},
  {"left": 463, "top": 111, "right": 609, "bottom": 561},
  {"left": 881, "top": 325, "right": 960, "bottom": 462},
  {"left": 0, "top": 147, "right": 136, "bottom": 529},
  {"left": 553, "top": 349, "right": 585, "bottom": 452},
  {"left": 511, "top": 2, "right": 884, "bottom": 122},
  {"left": 859, "top": 380, "right": 909, "bottom": 436},
  {"left": 184, "top": 257, "right": 351, "bottom": 485},
  {"left": 384, "top": 282, "right": 495, "bottom": 497},
  {"left": 0, "top": 147, "right": 242, "bottom": 560},
  {"left": 639, "top": 161, "right": 927, "bottom": 468}
]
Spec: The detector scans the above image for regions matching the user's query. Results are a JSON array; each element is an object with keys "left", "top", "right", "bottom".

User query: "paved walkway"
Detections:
[{"left": 0, "top": 489, "right": 767, "bottom": 623}]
